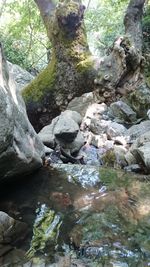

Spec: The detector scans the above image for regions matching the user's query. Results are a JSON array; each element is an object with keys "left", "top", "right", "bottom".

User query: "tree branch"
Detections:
[
  {"left": 124, "top": 0, "right": 146, "bottom": 50},
  {"left": 34, "top": 0, "right": 56, "bottom": 23}
]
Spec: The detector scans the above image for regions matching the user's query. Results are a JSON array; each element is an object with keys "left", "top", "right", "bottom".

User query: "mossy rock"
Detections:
[{"left": 127, "top": 84, "right": 150, "bottom": 118}]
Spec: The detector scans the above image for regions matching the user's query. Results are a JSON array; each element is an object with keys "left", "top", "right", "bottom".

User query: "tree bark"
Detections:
[
  {"left": 124, "top": 0, "right": 145, "bottom": 51},
  {"left": 22, "top": 0, "right": 147, "bottom": 132},
  {"left": 22, "top": 0, "right": 96, "bottom": 132},
  {"left": 94, "top": 0, "right": 146, "bottom": 104}
]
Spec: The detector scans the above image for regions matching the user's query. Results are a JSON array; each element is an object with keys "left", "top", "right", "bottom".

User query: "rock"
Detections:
[
  {"left": 38, "top": 117, "right": 58, "bottom": 148},
  {"left": 67, "top": 92, "right": 101, "bottom": 117},
  {"left": 38, "top": 110, "right": 82, "bottom": 147},
  {"left": 54, "top": 113, "right": 79, "bottom": 143},
  {"left": 125, "top": 151, "right": 137, "bottom": 165},
  {"left": 1, "top": 248, "right": 26, "bottom": 267},
  {"left": 84, "top": 103, "right": 108, "bottom": 120},
  {"left": 89, "top": 119, "right": 110, "bottom": 135},
  {"left": 78, "top": 145, "right": 102, "bottom": 166},
  {"left": 109, "top": 100, "right": 137, "bottom": 123},
  {"left": 81, "top": 103, "right": 109, "bottom": 132},
  {"left": 114, "top": 145, "right": 127, "bottom": 167},
  {"left": 136, "top": 144, "right": 150, "bottom": 172},
  {"left": 58, "top": 131, "right": 85, "bottom": 154},
  {"left": 8, "top": 61, "right": 34, "bottom": 91},
  {"left": 0, "top": 44, "right": 44, "bottom": 180},
  {"left": 106, "top": 122, "right": 127, "bottom": 139},
  {"left": 62, "top": 110, "right": 82, "bottom": 125},
  {"left": 129, "top": 131, "right": 150, "bottom": 172},
  {"left": 44, "top": 146, "right": 54, "bottom": 155},
  {"left": 54, "top": 164, "right": 100, "bottom": 187},
  {"left": 126, "top": 121, "right": 150, "bottom": 142},
  {"left": 128, "top": 84, "right": 150, "bottom": 118},
  {"left": 0, "top": 211, "right": 28, "bottom": 251},
  {"left": 38, "top": 110, "right": 84, "bottom": 160},
  {"left": 147, "top": 109, "right": 150, "bottom": 119},
  {"left": 124, "top": 164, "right": 142, "bottom": 173},
  {"left": 89, "top": 133, "right": 108, "bottom": 148}
]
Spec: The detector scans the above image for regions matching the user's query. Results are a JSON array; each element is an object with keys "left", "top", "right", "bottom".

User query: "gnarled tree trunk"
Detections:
[
  {"left": 23, "top": 0, "right": 147, "bottom": 131},
  {"left": 95, "top": 0, "right": 146, "bottom": 105},
  {"left": 22, "top": 0, "right": 96, "bottom": 132}
]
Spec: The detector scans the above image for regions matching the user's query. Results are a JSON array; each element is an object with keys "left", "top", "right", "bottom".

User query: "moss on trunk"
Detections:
[{"left": 22, "top": 1, "right": 96, "bottom": 131}]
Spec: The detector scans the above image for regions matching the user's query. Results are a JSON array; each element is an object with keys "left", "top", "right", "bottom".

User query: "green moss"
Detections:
[
  {"left": 127, "top": 84, "right": 150, "bottom": 117},
  {"left": 100, "top": 168, "right": 131, "bottom": 190},
  {"left": 56, "top": 1, "right": 79, "bottom": 18},
  {"left": 101, "top": 149, "right": 116, "bottom": 168},
  {"left": 76, "top": 56, "right": 93, "bottom": 72},
  {"left": 22, "top": 53, "right": 56, "bottom": 102},
  {"left": 26, "top": 206, "right": 62, "bottom": 259}
]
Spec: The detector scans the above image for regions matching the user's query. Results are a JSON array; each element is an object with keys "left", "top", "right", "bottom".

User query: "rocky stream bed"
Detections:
[{"left": 1, "top": 164, "right": 150, "bottom": 266}]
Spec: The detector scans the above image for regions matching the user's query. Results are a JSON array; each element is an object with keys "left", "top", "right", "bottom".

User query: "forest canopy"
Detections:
[{"left": 0, "top": 0, "right": 130, "bottom": 72}]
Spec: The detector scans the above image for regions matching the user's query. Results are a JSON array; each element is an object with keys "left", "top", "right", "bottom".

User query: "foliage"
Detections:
[
  {"left": 0, "top": 0, "right": 143, "bottom": 70},
  {"left": 84, "top": 0, "right": 128, "bottom": 55},
  {"left": 0, "top": 0, "right": 49, "bottom": 71}
]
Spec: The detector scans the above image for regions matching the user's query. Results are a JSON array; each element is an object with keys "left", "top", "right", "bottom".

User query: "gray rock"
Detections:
[
  {"left": 78, "top": 145, "right": 102, "bottom": 166},
  {"left": 44, "top": 146, "right": 54, "bottom": 155},
  {"left": 89, "top": 133, "right": 108, "bottom": 148},
  {"left": 38, "top": 117, "right": 58, "bottom": 148},
  {"left": 124, "top": 164, "right": 142, "bottom": 173},
  {"left": 126, "top": 121, "right": 150, "bottom": 142},
  {"left": 128, "top": 84, "right": 150, "bottom": 118},
  {"left": 129, "top": 131, "right": 150, "bottom": 172},
  {"left": 136, "top": 143, "right": 150, "bottom": 171},
  {"left": 107, "top": 122, "right": 127, "bottom": 139},
  {"left": 0, "top": 45, "right": 44, "bottom": 180},
  {"left": 114, "top": 145, "right": 127, "bottom": 167},
  {"left": 81, "top": 103, "right": 108, "bottom": 132},
  {"left": 0, "top": 211, "right": 27, "bottom": 245},
  {"left": 8, "top": 61, "right": 34, "bottom": 91},
  {"left": 38, "top": 110, "right": 84, "bottom": 157},
  {"left": 62, "top": 110, "right": 82, "bottom": 125},
  {"left": 67, "top": 92, "right": 101, "bottom": 117},
  {"left": 109, "top": 100, "right": 137, "bottom": 123},
  {"left": 147, "top": 109, "right": 150, "bottom": 119},
  {"left": 54, "top": 114, "right": 79, "bottom": 143},
  {"left": 89, "top": 119, "right": 110, "bottom": 135},
  {"left": 56, "top": 131, "right": 85, "bottom": 154},
  {"left": 125, "top": 151, "right": 137, "bottom": 165}
]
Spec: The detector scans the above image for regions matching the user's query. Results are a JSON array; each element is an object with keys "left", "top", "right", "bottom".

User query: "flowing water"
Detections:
[{"left": 0, "top": 164, "right": 150, "bottom": 266}]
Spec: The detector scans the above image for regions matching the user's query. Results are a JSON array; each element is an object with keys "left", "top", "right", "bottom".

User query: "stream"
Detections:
[{"left": 0, "top": 164, "right": 150, "bottom": 266}]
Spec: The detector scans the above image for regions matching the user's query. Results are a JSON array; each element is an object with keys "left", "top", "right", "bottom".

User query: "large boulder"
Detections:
[
  {"left": 7, "top": 61, "right": 34, "bottom": 91},
  {"left": 0, "top": 44, "right": 44, "bottom": 181}
]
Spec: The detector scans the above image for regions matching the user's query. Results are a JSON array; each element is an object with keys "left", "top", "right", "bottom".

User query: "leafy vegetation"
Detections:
[
  {"left": 85, "top": 0, "right": 128, "bottom": 55},
  {"left": 0, "top": 0, "right": 150, "bottom": 72},
  {"left": 0, "top": 0, "right": 49, "bottom": 71}
]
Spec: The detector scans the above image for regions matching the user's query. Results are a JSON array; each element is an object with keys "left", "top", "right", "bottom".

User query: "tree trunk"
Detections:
[
  {"left": 94, "top": 0, "right": 146, "bottom": 104},
  {"left": 22, "top": 0, "right": 96, "bottom": 132},
  {"left": 22, "top": 0, "right": 147, "bottom": 131}
]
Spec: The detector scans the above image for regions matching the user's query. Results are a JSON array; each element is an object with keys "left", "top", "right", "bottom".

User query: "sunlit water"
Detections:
[{"left": 0, "top": 164, "right": 150, "bottom": 266}]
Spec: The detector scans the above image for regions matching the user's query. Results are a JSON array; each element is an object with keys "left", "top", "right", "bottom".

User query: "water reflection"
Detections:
[{"left": 0, "top": 165, "right": 150, "bottom": 266}]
